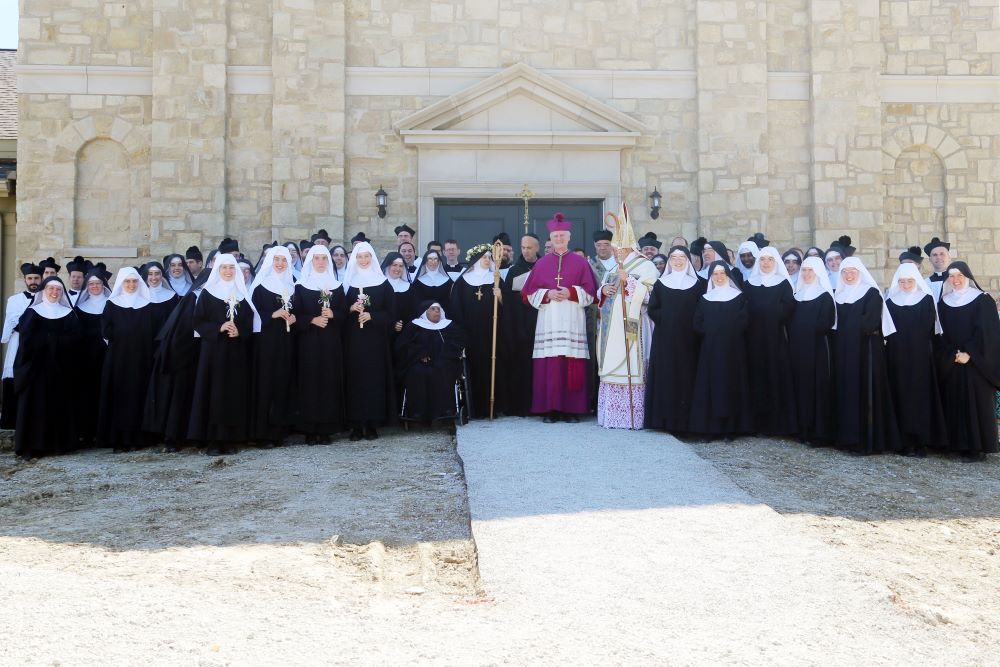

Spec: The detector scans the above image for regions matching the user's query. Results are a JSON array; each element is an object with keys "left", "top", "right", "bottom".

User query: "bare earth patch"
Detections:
[{"left": 691, "top": 436, "right": 1000, "bottom": 648}]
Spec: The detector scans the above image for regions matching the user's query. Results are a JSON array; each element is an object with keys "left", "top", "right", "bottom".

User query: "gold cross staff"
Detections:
[{"left": 517, "top": 184, "right": 534, "bottom": 235}]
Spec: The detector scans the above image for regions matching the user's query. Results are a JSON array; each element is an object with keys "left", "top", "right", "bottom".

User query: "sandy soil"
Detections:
[{"left": 692, "top": 436, "right": 1000, "bottom": 648}]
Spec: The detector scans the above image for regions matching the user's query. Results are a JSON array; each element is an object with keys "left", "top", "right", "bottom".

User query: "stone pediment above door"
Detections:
[{"left": 394, "top": 63, "right": 646, "bottom": 150}]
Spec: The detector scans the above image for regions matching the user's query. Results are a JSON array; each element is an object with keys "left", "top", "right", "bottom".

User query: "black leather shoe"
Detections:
[
  {"left": 349, "top": 429, "right": 363, "bottom": 441},
  {"left": 364, "top": 427, "right": 379, "bottom": 441},
  {"left": 564, "top": 414, "right": 580, "bottom": 423}
]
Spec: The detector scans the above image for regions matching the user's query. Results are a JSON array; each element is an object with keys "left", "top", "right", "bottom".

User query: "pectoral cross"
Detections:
[
  {"left": 555, "top": 252, "right": 564, "bottom": 289},
  {"left": 475, "top": 288, "right": 483, "bottom": 301}
]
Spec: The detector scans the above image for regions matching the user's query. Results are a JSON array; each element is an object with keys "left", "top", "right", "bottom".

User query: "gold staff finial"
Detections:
[{"left": 517, "top": 184, "right": 534, "bottom": 235}]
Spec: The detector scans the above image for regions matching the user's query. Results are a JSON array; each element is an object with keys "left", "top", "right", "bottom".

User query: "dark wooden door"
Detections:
[{"left": 434, "top": 199, "right": 605, "bottom": 257}]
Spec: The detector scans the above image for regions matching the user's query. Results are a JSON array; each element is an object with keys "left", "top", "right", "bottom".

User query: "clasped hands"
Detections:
[{"left": 547, "top": 287, "right": 572, "bottom": 302}]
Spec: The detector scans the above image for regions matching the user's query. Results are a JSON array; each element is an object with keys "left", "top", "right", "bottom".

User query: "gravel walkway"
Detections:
[{"left": 458, "top": 417, "right": 989, "bottom": 665}]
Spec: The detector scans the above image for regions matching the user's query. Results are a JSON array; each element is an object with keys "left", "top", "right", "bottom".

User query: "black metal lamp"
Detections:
[
  {"left": 375, "top": 185, "right": 388, "bottom": 219},
  {"left": 649, "top": 188, "right": 661, "bottom": 220}
]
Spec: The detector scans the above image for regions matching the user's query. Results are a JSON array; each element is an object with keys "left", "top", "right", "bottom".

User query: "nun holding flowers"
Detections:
[
  {"left": 293, "top": 245, "right": 348, "bottom": 442},
  {"left": 186, "top": 254, "right": 255, "bottom": 455},
  {"left": 248, "top": 245, "right": 298, "bottom": 446},
  {"left": 342, "top": 241, "right": 396, "bottom": 441}
]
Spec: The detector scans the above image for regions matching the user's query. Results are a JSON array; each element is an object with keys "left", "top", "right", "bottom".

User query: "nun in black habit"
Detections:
[
  {"left": 396, "top": 301, "right": 467, "bottom": 426},
  {"left": 382, "top": 251, "right": 416, "bottom": 338},
  {"left": 450, "top": 246, "right": 501, "bottom": 420},
  {"left": 293, "top": 245, "right": 348, "bottom": 441},
  {"left": 644, "top": 246, "right": 704, "bottom": 433},
  {"left": 142, "top": 268, "right": 208, "bottom": 451},
  {"left": 186, "top": 254, "right": 255, "bottom": 455},
  {"left": 688, "top": 261, "right": 753, "bottom": 438},
  {"left": 164, "top": 253, "right": 195, "bottom": 296},
  {"left": 697, "top": 241, "right": 744, "bottom": 289},
  {"left": 73, "top": 266, "right": 111, "bottom": 449},
  {"left": 745, "top": 246, "right": 798, "bottom": 436},
  {"left": 412, "top": 249, "right": 454, "bottom": 311},
  {"left": 831, "top": 258, "right": 901, "bottom": 455},
  {"left": 342, "top": 242, "right": 396, "bottom": 441},
  {"left": 499, "top": 239, "right": 540, "bottom": 417},
  {"left": 884, "top": 263, "right": 949, "bottom": 456},
  {"left": 936, "top": 262, "right": 1000, "bottom": 459},
  {"left": 248, "top": 245, "right": 298, "bottom": 446},
  {"left": 141, "top": 260, "right": 181, "bottom": 336},
  {"left": 13, "top": 278, "right": 81, "bottom": 459},
  {"left": 97, "top": 267, "right": 158, "bottom": 452},
  {"left": 788, "top": 257, "right": 836, "bottom": 445}
]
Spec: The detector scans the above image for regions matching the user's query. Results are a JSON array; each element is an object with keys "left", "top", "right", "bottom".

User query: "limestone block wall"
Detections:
[
  {"left": 346, "top": 0, "right": 696, "bottom": 70},
  {"left": 883, "top": 102, "right": 1000, "bottom": 289},
  {"left": 15, "top": 94, "right": 151, "bottom": 262},
  {"left": 19, "top": 0, "right": 154, "bottom": 67},
  {"left": 881, "top": 0, "right": 999, "bottom": 75},
  {"left": 767, "top": 99, "right": 814, "bottom": 250},
  {"left": 12, "top": 0, "right": 1000, "bottom": 285},
  {"left": 226, "top": 93, "right": 273, "bottom": 252},
  {"left": 344, "top": 94, "right": 423, "bottom": 246}
]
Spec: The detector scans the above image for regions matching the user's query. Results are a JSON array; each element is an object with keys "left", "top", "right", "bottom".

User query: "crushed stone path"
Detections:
[{"left": 457, "top": 417, "right": 986, "bottom": 665}]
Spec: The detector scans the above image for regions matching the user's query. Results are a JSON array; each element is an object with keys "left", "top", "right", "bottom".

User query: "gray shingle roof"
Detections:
[{"left": 0, "top": 50, "right": 16, "bottom": 141}]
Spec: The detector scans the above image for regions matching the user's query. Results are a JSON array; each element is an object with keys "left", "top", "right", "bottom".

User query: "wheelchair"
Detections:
[{"left": 399, "top": 349, "right": 472, "bottom": 431}]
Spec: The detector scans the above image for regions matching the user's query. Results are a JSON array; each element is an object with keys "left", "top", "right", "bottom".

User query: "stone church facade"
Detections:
[{"left": 14, "top": 1, "right": 1000, "bottom": 285}]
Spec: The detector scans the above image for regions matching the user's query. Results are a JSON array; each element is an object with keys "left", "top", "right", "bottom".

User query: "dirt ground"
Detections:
[
  {"left": 692, "top": 436, "right": 1000, "bottom": 649},
  {"left": 2, "top": 426, "right": 999, "bottom": 664},
  {"left": 0, "top": 428, "right": 480, "bottom": 596}
]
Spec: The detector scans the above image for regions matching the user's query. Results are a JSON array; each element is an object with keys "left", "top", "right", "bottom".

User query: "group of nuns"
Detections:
[
  {"left": 11, "top": 241, "right": 470, "bottom": 460},
  {"left": 644, "top": 244, "right": 1000, "bottom": 460}
]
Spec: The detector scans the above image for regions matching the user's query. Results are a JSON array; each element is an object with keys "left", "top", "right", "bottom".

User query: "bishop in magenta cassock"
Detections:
[{"left": 521, "top": 213, "right": 598, "bottom": 422}]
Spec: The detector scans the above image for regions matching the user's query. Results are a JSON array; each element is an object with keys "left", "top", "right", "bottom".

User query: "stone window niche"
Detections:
[{"left": 74, "top": 138, "right": 133, "bottom": 248}]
